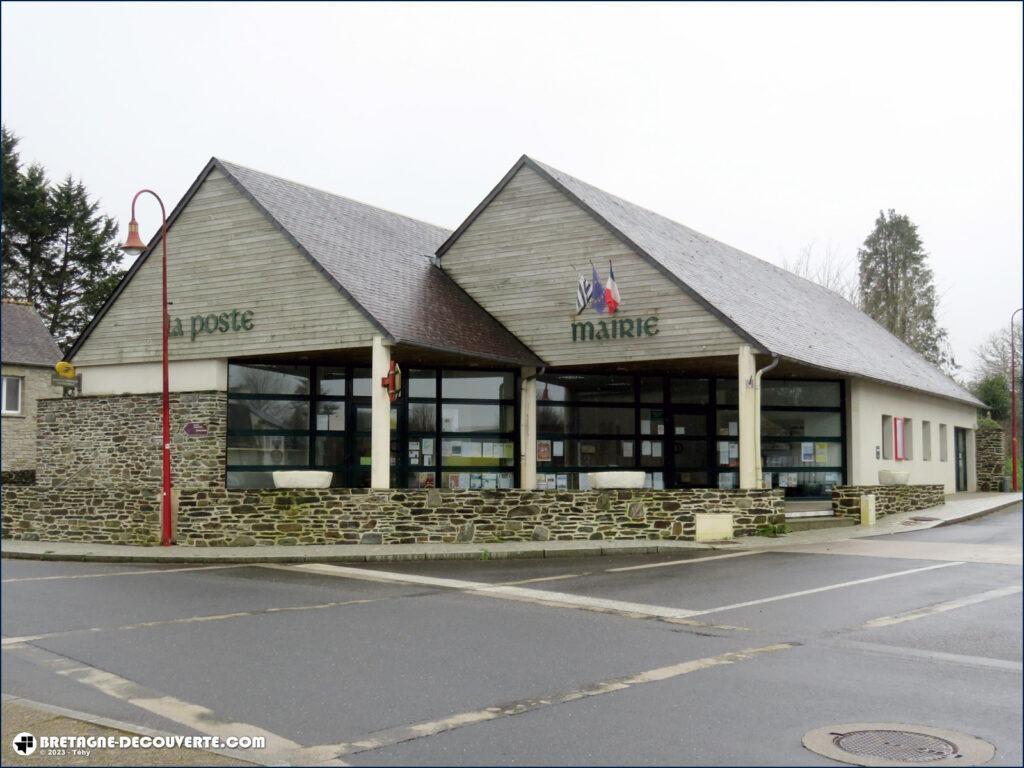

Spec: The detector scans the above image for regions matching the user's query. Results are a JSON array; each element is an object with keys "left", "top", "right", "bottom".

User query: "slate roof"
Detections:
[
  {"left": 1, "top": 300, "right": 62, "bottom": 367},
  {"left": 67, "top": 160, "right": 541, "bottom": 367},
  {"left": 441, "top": 156, "right": 980, "bottom": 407}
]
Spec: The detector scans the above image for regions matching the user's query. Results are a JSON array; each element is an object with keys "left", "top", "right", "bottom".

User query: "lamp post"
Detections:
[
  {"left": 120, "top": 191, "right": 173, "bottom": 546},
  {"left": 1012, "top": 307, "right": 1023, "bottom": 493}
]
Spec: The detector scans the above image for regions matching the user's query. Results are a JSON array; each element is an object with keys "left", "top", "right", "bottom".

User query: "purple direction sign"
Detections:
[{"left": 182, "top": 422, "right": 210, "bottom": 437}]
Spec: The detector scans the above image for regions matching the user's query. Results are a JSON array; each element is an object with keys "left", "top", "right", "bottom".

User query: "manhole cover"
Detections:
[
  {"left": 803, "top": 723, "right": 995, "bottom": 767},
  {"left": 835, "top": 730, "right": 956, "bottom": 761}
]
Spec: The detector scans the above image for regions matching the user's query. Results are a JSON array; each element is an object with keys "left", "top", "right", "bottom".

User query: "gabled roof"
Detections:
[
  {"left": 67, "top": 159, "right": 541, "bottom": 367},
  {"left": 439, "top": 156, "right": 981, "bottom": 407},
  {"left": 1, "top": 300, "right": 62, "bottom": 367}
]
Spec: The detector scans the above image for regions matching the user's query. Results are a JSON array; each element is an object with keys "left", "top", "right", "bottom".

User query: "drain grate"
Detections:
[{"left": 834, "top": 730, "right": 957, "bottom": 762}]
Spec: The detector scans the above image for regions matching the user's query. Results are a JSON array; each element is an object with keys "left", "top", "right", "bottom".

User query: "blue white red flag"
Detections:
[{"left": 604, "top": 261, "right": 621, "bottom": 314}]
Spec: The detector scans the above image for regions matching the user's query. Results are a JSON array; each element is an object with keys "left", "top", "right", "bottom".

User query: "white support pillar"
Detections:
[
  {"left": 370, "top": 335, "right": 392, "bottom": 489},
  {"left": 738, "top": 344, "right": 758, "bottom": 489},
  {"left": 520, "top": 367, "right": 537, "bottom": 489}
]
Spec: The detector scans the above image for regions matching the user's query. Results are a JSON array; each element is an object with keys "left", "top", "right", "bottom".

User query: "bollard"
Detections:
[{"left": 860, "top": 494, "right": 877, "bottom": 526}]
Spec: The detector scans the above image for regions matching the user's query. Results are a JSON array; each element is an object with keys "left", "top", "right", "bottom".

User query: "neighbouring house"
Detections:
[{"left": 1, "top": 300, "right": 63, "bottom": 475}]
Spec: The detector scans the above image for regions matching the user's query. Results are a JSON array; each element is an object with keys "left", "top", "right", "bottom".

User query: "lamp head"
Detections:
[{"left": 120, "top": 218, "right": 147, "bottom": 257}]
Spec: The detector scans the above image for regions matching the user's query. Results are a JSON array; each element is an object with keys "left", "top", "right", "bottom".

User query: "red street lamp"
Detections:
[
  {"left": 1012, "top": 307, "right": 1023, "bottom": 493},
  {"left": 120, "top": 190, "right": 173, "bottom": 546}
]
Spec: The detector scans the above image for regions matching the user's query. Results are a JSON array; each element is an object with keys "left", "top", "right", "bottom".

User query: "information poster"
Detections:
[
  {"left": 801, "top": 442, "right": 815, "bottom": 462},
  {"left": 815, "top": 442, "right": 829, "bottom": 464},
  {"left": 537, "top": 440, "right": 552, "bottom": 461}
]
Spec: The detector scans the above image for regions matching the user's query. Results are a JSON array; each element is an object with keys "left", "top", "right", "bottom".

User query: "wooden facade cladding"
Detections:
[
  {"left": 72, "top": 169, "right": 379, "bottom": 366},
  {"left": 439, "top": 166, "right": 745, "bottom": 366}
]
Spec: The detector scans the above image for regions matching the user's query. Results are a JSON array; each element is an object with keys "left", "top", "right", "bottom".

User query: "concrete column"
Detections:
[
  {"left": 738, "top": 344, "right": 758, "bottom": 489},
  {"left": 520, "top": 367, "right": 537, "bottom": 489},
  {"left": 370, "top": 335, "right": 392, "bottom": 489}
]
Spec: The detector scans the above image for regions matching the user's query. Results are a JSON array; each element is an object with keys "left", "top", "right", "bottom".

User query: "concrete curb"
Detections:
[{"left": 934, "top": 497, "right": 1021, "bottom": 527}]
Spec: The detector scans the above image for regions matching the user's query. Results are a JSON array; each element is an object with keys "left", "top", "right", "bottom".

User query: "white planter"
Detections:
[
  {"left": 273, "top": 471, "right": 333, "bottom": 489},
  {"left": 878, "top": 470, "right": 910, "bottom": 486},
  {"left": 587, "top": 471, "right": 646, "bottom": 489}
]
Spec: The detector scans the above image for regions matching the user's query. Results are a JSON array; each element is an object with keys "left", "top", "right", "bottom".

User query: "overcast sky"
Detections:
[{"left": 3, "top": 2, "right": 1021, "bottom": 374}]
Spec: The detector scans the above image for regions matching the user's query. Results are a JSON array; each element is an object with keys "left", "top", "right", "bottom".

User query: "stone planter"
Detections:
[
  {"left": 878, "top": 470, "right": 910, "bottom": 486},
  {"left": 587, "top": 471, "right": 645, "bottom": 489},
  {"left": 272, "top": 471, "right": 333, "bottom": 489}
]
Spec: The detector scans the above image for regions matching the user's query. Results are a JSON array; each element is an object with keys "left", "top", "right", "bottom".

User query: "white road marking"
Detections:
[
  {"left": 774, "top": 539, "right": 1022, "bottom": 566},
  {"left": 685, "top": 561, "right": 966, "bottom": 617},
  {"left": 497, "top": 573, "right": 587, "bottom": 586},
  {"left": 267, "top": 562, "right": 702, "bottom": 620},
  {"left": 308, "top": 642, "right": 797, "bottom": 758},
  {"left": 837, "top": 639, "right": 1023, "bottom": 672},
  {"left": 1, "top": 598, "right": 378, "bottom": 648},
  {"left": 9, "top": 644, "right": 347, "bottom": 766},
  {"left": 605, "top": 551, "right": 760, "bottom": 572},
  {"left": 1, "top": 564, "right": 249, "bottom": 583},
  {"left": 862, "top": 584, "right": 1023, "bottom": 628}
]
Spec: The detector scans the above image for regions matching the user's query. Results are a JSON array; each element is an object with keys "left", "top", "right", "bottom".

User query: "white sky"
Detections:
[{"left": 3, "top": 2, "right": 1021, "bottom": 374}]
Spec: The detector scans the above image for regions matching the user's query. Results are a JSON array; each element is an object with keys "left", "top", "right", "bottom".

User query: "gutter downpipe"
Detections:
[{"left": 754, "top": 354, "right": 781, "bottom": 488}]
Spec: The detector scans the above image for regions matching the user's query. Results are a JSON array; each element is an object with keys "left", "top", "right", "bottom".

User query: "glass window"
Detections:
[
  {"left": 317, "top": 368, "right": 347, "bottom": 396},
  {"left": 227, "top": 434, "right": 308, "bottom": 466},
  {"left": 640, "top": 440, "right": 664, "bottom": 467},
  {"left": 441, "top": 403, "right": 513, "bottom": 433},
  {"left": 443, "top": 471, "right": 514, "bottom": 490},
  {"left": 228, "top": 364, "right": 309, "bottom": 395},
  {"left": 442, "top": 371, "right": 513, "bottom": 400},
  {"left": 575, "top": 406, "right": 635, "bottom": 435},
  {"left": 675, "top": 470, "right": 708, "bottom": 487},
  {"left": 640, "top": 377, "right": 664, "bottom": 403},
  {"left": 227, "top": 471, "right": 277, "bottom": 489},
  {"left": 229, "top": 400, "right": 309, "bottom": 431},
  {"left": 537, "top": 373, "right": 634, "bottom": 402},
  {"left": 409, "top": 369, "right": 436, "bottom": 398},
  {"left": 441, "top": 439, "right": 514, "bottom": 466},
  {"left": 715, "top": 410, "right": 740, "bottom": 437},
  {"left": 673, "top": 413, "right": 707, "bottom": 436},
  {"left": 406, "top": 436, "right": 436, "bottom": 466},
  {"left": 673, "top": 440, "right": 707, "bottom": 468},
  {"left": 352, "top": 368, "right": 372, "bottom": 397},
  {"left": 762, "top": 441, "right": 842, "bottom": 468},
  {"left": 716, "top": 440, "right": 740, "bottom": 468},
  {"left": 2, "top": 376, "right": 22, "bottom": 414},
  {"left": 761, "top": 411, "right": 841, "bottom": 438},
  {"left": 407, "top": 471, "right": 437, "bottom": 489},
  {"left": 355, "top": 406, "right": 398, "bottom": 431},
  {"left": 315, "top": 436, "right": 348, "bottom": 467},
  {"left": 639, "top": 408, "right": 665, "bottom": 435},
  {"left": 768, "top": 471, "right": 842, "bottom": 498},
  {"left": 715, "top": 379, "right": 738, "bottom": 405},
  {"left": 315, "top": 401, "right": 346, "bottom": 431},
  {"left": 761, "top": 380, "right": 840, "bottom": 407},
  {"left": 408, "top": 402, "right": 437, "bottom": 432},
  {"left": 539, "top": 438, "right": 633, "bottom": 468},
  {"left": 671, "top": 379, "right": 709, "bottom": 405}
]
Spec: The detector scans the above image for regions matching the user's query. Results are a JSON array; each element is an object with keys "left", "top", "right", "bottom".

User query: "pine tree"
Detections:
[{"left": 857, "top": 209, "right": 954, "bottom": 370}]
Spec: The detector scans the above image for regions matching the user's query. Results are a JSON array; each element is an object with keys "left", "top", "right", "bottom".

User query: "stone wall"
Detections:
[
  {"left": 1, "top": 365, "right": 64, "bottom": 472},
  {"left": 2, "top": 486, "right": 784, "bottom": 546},
  {"left": 975, "top": 425, "right": 1005, "bottom": 492},
  {"left": 1, "top": 469, "right": 36, "bottom": 486},
  {"left": 831, "top": 484, "right": 945, "bottom": 519},
  {"left": 2, "top": 485, "right": 160, "bottom": 544},
  {"left": 35, "top": 392, "right": 226, "bottom": 488}
]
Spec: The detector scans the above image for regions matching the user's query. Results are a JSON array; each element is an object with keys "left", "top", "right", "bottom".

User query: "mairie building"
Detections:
[{"left": 2, "top": 156, "right": 993, "bottom": 547}]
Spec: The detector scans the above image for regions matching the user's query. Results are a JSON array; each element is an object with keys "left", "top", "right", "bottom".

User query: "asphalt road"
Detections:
[{"left": 2, "top": 505, "right": 1021, "bottom": 766}]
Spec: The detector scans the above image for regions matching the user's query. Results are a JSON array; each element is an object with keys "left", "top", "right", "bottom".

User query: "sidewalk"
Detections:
[
  {"left": 1, "top": 696, "right": 255, "bottom": 766},
  {"left": 2, "top": 492, "right": 1018, "bottom": 564}
]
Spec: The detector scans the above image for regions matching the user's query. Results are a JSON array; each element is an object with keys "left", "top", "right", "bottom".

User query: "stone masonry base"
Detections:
[
  {"left": 831, "top": 484, "right": 945, "bottom": 519},
  {"left": 2, "top": 487, "right": 784, "bottom": 546}
]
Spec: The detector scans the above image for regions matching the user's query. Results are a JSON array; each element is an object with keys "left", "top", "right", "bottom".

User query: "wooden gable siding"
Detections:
[
  {"left": 440, "top": 166, "right": 744, "bottom": 366},
  {"left": 73, "top": 169, "right": 378, "bottom": 366}
]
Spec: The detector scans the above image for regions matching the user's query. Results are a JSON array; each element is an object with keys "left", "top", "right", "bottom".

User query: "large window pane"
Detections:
[
  {"left": 576, "top": 406, "right": 635, "bottom": 435},
  {"left": 441, "top": 403, "right": 513, "bottom": 433},
  {"left": 762, "top": 380, "right": 840, "bottom": 407},
  {"left": 768, "top": 470, "right": 842, "bottom": 498},
  {"left": 229, "top": 399, "right": 309, "bottom": 431},
  {"left": 538, "top": 438, "right": 633, "bottom": 468},
  {"left": 315, "top": 436, "right": 348, "bottom": 467},
  {"left": 716, "top": 440, "right": 740, "bottom": 468},
  {"left": 441, "top": 439, "right": 514, "bottom": 466},
  {"left": 442, "top": 371, "right": 513, "bottom": 400},
  {"left": 640, "top": 439, "right": 665, "bottom": 467},
  {"left": 443, "top": 471, "right": 514, "bottom": 490},
  {"left": 715, "top": 410, "right": 740, "bottom": 437},
  {"left": 227, "top": 435, "right": 308, "bottom": 466},
  {"left": 762, "top": 411, "right": 841, "bottom": 437},
  {"left": 715, "top": 379, "right": 738, "bottom": 405},
  {"left": 355, "top": 406, "right": 398, "bottom": 432},
  {"left": 537, "top": 373, "right": 634, "bottom": 402},
  {"left": 640, "top": 378, "right": 664, "bottom": 403},
  {"left": 317, "top": 368, "right": 347, "bottom": 396},
  {"left": 409, "top": 369, "right": 437, "bottom": 398},
  {"left": 762, "top": 441, "right": 842, "bottom": 468},
  {"left": 408, "top": 402, "right": 437, "bottom": 432},
  {"left": 352, "top": 368, "right": 372, "bottom": 397},
  {"left": 406, "top": 436, "right": 436, "bottom": 466},
  {"left": 228, "top": 364, "right": 309, "bottom": 395},
  {"left": 671, "top": 379, "right": 709, "bottom": 404},
  {"left": 675, "top": 470, "right": 708, "bottom": 487},
  {"left": 315, "top": 401, "right": 345, "bottom": 431},
  {"left": 639, "top": 408, "right": 665, "bottom": 436},
  {"left": 408, "top": 471, "right": 437, "bottom": 489},
  {"left": 673, "top": 440, "right": 707, "bottom": 468},
  {"left": 673, "top": 413, "right": 707, "bottom": 436}
]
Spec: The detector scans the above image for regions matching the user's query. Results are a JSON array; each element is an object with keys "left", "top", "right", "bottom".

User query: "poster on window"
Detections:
[
  {"left": 801, "top": 442, "right": 815, "bottom": 463},
  {"left": 536, "top": 440, "right": 552, "bottom": 461}
]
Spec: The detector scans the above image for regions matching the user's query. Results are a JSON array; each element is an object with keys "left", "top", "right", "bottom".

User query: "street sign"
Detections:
[{"left": 182, "top": 422, "right": 209, "bottom": 437}]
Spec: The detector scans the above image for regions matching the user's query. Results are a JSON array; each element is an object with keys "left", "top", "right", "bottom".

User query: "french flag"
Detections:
[{"left": 604, "top": 261, "right": 621, "bottom": 314}]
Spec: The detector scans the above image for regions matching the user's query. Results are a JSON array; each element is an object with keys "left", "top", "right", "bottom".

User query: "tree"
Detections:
[
  {"left": 783, "top": 242, "right": 860, "bottom": 307},
  {"left": 973, "top": 374, "right": 1011, "bottom": 422},
  {"left": 1, "top": 125, "right": 124, "bottom": 350},
  {"left": 857, "top": 209, "right": 954, "bottom": 370}
]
